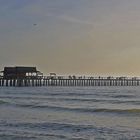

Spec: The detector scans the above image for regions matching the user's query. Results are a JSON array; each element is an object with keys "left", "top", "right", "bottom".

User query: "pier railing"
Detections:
[{"left": 0, "top": 76, "right": 140, "bottom": 87}]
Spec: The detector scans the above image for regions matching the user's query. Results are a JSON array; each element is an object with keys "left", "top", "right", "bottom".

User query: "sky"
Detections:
[{"left": 1, "top": 0, "right": 140, "bottom": 76}]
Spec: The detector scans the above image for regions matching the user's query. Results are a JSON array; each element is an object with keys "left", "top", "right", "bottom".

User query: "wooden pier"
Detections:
[
  {"left": 0, "top": 66, "right": 140, "bottom": 87},
  {"left": 0, "top": 76, "right": 140, "bottom": 87}
]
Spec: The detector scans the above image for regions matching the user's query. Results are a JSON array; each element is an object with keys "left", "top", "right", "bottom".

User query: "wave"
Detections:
[
  {"left": 1, "top": 95, "right": 140, "bottom": 106},
  {"left": 0, "top": 132, "right": 69, "bottom": 140},
  {"left": 0, "top": 100, "right": 8, "bottom": 105},
  {"left": 17, "top": 104, "right": 140, "bottom": 115},
  {"left": 1, "top": 98, "right": 140, "bottom": 115},
  {"left": 1, "top": 121, "right": 94, "bottom": 131},
  {"left": 112, "top": 94, "right": 135, "bottom": 98},
  {"left": 0, "top": 122, "right": 94, "bottom": 140},
  {"left": 0, "top": 133, "right": 69, "bottom": 140},
  {"left": 45, "top": 106, "right": 140, "bottom": 115},
  {"left": 1, "top": 120, "right": 140, "bottom": 140}
]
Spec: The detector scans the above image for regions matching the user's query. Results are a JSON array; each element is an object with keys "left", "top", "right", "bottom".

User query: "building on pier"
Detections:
[{"left": 0, "top": 66, "right": 43, "bottom": 79}]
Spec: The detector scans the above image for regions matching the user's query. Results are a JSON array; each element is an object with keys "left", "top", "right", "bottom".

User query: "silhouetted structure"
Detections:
[
  {"left": 1, "top": 66, "right": 42, "bottom": 79},
  {"left": 0, "top": 66, "right": 140, "bottom": 87}
]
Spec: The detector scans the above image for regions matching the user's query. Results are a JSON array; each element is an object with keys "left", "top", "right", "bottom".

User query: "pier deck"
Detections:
[{"left": 0, "top": 76, "right": 140, "bottom": 87}]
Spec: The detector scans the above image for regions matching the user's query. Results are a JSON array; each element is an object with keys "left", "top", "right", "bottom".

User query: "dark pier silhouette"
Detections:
[
  {"left": 0, "top": 66, "right": 140, "bottom": 87},
  {"left": 0, "top": 76, "right": 140, "bottom": 87}
]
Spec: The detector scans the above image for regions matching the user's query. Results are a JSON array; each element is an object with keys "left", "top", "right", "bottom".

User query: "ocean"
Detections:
[{"left": 0, "top": 87, "right": 140, "bottom": 140}]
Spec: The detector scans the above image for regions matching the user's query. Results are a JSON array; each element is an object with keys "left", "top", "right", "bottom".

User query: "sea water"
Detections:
[{"left": 0, "top": 87, "right": 140, "bottom": 140}]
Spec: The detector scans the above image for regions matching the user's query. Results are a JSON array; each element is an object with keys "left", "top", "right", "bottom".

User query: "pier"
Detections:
[
  {"left": 0, "top": 76, "right": 140, "bottom": 87},
  {"left": 0, "top": 66, "right": 140, "bottom": 87}
]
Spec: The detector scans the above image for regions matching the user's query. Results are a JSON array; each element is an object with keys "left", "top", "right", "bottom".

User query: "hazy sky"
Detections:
[{"left": 1, "top": 0, "right": 140, "bottom": 76}]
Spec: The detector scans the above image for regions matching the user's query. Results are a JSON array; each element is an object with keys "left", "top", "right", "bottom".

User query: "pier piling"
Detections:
[{"left": 0, "top": 76, "right": 140, "bottom": 87}]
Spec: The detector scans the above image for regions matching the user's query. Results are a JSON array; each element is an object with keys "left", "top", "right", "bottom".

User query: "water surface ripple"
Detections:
[{"left": 0, "top": 87, "right": 140, "bottom": 139}]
